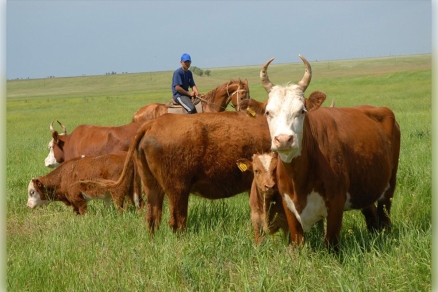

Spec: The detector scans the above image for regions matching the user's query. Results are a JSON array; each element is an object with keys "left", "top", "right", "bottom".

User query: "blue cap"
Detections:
[{"left": 181, "top": 53, "right": 191, "bottom": 62}]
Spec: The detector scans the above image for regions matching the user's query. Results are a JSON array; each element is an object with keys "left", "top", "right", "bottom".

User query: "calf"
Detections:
[
  {"left": 237, "top": 152, "right": 288, "bottom": 244},
  {"left": 27, "top": 152, "right": 143, "bottom": 214}
]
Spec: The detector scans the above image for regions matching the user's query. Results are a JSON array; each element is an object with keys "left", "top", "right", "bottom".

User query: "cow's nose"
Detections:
[
  {"left": 274, "top": 134, "right": 293, "bottom": 149},
  {"left": 264, "top": 183, "right": 275, "bottom": 191}
]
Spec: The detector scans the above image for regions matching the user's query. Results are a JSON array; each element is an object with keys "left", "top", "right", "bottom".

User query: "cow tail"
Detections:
[{"left": 109, "top": 120, "right": 155, "bottom": 189}]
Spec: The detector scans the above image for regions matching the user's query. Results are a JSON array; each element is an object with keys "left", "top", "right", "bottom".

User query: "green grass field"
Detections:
[{"left": 6, "top": 54, "right": 431, "bottom": 291}]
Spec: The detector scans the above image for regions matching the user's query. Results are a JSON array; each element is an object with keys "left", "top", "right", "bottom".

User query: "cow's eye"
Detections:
[
  {"left": 301, "top": 108, "right": 308, "bottom": 115},
  {"left": 254, "top": 170, "right": 260, "bottom": 175},
  {"left": 265, "top": 111, "right": 270, "bottom": 117}
]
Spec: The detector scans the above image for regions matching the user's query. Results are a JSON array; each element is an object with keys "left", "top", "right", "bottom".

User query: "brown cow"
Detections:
[
  {"left": 44, "top": 120, "right": 142, "bottom": 168},
  {"left": 45, "top": 80, "right": 250, "bottom": 169},
  {"left": 236, "top": 152, "right": 288, "bottom": 244},
  {"left": 257, "top": 54, "right": 400, "bottom": 252},
  {"left": 237, "top": 152, "right": 324, "bottom": 244},
  {"left": 28, "top": 152, "right": 143, "bottom": 214},
  {"left": 131, "top": 79, "right": 250, "bottom": 123},
  {"left": 89, "top": 111, "right": 272, "bottom": 234}
]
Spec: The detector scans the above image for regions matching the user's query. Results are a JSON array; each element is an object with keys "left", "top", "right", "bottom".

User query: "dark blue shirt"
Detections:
[{"left": 172, "top": 67, "right": 196, "bottom": 100}]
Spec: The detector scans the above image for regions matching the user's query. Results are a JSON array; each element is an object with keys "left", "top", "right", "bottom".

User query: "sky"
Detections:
[{"left": 5, "top": 0, "right": 432, "bottom": 80}]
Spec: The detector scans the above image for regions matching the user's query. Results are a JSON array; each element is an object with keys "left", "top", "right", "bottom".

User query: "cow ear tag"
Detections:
[
  {"left": 237, "top": 162, "right": 248, "bottom": 172},
  {"left": 246, "top": 107, "right": 256, "bottom": 117}
]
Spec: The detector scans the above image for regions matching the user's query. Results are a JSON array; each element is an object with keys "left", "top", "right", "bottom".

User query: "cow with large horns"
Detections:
[
  {"left": 45, "top": 80, "right": 251, "bottom": 169},
  {"left": 258, "top": 54, "right": 400, "bottom": 252},
  {"left": 45, "top": 120, "right": 142, "bottom": 168}
]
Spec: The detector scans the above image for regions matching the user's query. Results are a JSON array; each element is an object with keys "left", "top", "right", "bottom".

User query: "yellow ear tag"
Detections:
[
  {"left": 246, "top": 107, "right": 256, "bottom": 117},
  {"left": 237, "top": 163, "right": 248, "bottom": 172}
]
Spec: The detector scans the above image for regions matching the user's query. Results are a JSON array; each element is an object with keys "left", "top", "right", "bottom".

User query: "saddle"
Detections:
[{"left": 165, "top": 96, "right": 202, "bottom": 108}]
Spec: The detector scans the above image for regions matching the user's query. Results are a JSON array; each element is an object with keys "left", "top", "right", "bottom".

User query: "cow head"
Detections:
[
  {"left": 45, "top": 120, "right": 66, "bottom": 168},
  {"left": 261, "top": 55, "right": 326, "bottom": 163},
  {"left": 27, "top": 178, "right": 50, "bottom": 208},
  {"left": 237, "top": 152, "right": 280, "bottom": 233}
]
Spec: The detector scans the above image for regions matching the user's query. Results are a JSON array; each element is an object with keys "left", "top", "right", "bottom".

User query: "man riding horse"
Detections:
[{"left": 172, "top": 53, "right": 200, "bottom": 114}]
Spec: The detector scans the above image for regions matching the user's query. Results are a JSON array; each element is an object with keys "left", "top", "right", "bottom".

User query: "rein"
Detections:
[{"left": 196, "top": 95, "right": 228, "bottom": 111}]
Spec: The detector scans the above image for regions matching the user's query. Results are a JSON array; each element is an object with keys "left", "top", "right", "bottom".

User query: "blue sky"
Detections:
[{"left": 6, "top": 0, "right": 432, "bottom": 80}]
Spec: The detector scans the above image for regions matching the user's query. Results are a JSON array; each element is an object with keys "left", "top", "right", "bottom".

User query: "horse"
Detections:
[{"left": 131, "top": 79, "right": 250, "bottom": 123}]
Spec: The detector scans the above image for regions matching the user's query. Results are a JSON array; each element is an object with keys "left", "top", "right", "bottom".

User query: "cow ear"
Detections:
[
  {"left": 52, "top": 131, "right": 59, "bottom": 144},
  {"left": 305, "top": 91, "right": 326, "bottom": 112},
  {"left": 33, "top": 178, "right": 42, "bottom": 188},
  {"left": 236, "top": 158, "right": 252, "bottom": 172}
]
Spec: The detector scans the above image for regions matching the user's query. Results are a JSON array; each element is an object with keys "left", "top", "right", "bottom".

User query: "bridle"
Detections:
[
  {"left": 196, "top": 82, "right": 249, "bottom": 112},
  {"left": 226, "top": 82, "right": 249, "bottom": 112}
]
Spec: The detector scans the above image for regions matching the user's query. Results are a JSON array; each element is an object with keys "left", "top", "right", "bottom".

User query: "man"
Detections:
[{"left": 172, "top": 53, "right": 200, "bottom": 114}]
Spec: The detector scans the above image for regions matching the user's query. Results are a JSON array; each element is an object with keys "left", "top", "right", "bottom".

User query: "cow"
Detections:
[
  {"left": 237, "top": 152, "right": 324, "bottom": 244},
  {"left": 45, "top": 80, "right": 250, "bottom": 169},
  {"left": 44, "top": 120, "right": 142, "bottom": 168},
  {"left": 86, "top": 111, "right": 273, "bottom": 234},
  {"left": 255, "top": 54, "right": 400, "bottom": 252},
  {"left": 28, "top": 151, "right": 143, "bottom": 214},
  {"left": 236, "top": 152, "right": 288, "bottom": 244}
]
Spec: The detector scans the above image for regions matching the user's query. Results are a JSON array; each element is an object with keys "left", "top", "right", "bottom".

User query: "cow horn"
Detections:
[
  {"left": 260, "top": 57, "right": 275, "bottom": 93},
  {"left": 57, "top": 120, "right": 66, "bottom": 134},
  {"left": 297, "top": 54, "right": 312, "bottom": 92},
  {"left": 50, "top": 121, "right": 55, "bottom": 133}
]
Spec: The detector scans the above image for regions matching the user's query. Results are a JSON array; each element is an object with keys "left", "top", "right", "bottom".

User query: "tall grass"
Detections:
[{"left": 6, "top": 54, "right": 431, "bottom": 291}]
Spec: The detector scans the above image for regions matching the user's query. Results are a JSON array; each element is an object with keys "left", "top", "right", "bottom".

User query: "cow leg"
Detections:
[
  {"left": 110, "top": 191, "right": 125, "bottom": 213},
  {"left": 250, "top": 189, "right": 265, "bottom": 244},
  {"left": 377, "top": 184, "right": 395, "bottom": 231},
  {"left": 132, "top": 159, "right": 145, "bottom": 209},
  {"left": 325, "top": 201, "right": 344, "bottom": 253},
  {"left": 167, "top": 190, "right": 190, "bottom": 233},
  {"left": 361, "top": 204, "right": 378, "bottom": 232},
  {"left": 145, "top": 187, "right": 165, "bottom": 234},
  {"left": 135, "top": 154, "right": 164, "bottom": 234},
  {"left": 133, "top": 177, "right": 144, "bottom": 209},
  {"left": 281, "top": 196, "right": 304, "bottom": 247},
  {"left": 250, "top": 208, "right": 265, "bottom": 245},
  {"left": 72, "top": 201, "right": 87, "bottom": 215},
  {"left": 315, "top": 219, "right": 325, "bottom": 235}
]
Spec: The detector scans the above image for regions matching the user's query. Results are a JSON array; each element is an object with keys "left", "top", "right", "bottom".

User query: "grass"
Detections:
[{"left": 6, "top": 54, "right": 431, "bottom": 291}]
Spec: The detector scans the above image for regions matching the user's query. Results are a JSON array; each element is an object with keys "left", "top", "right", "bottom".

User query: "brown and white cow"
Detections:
[
  {"left": 236, "top": 152, "right": 288, "bottom": 244},
  {"left": 29, "top": 151, "right": 143, "bottom": 214},
  {"left": 44, "top": 120, "right": 142, "bottom": 168},
  {"left": 257, "top": 55, "right": 401, "bottom": 251},
  {"left": 88, "top": 111, "right": 272, "bottom": 234}
]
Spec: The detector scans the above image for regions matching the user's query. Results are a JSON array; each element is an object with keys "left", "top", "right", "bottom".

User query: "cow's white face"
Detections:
[
  {"left": 27, "top": 180, "right": 49, "bottom": 208},
  {"left": 45, "top": 140, "right": 60, "bottom": 168},
  {"left": 265, "top": 85, "right": 307, "bottom": 163}
]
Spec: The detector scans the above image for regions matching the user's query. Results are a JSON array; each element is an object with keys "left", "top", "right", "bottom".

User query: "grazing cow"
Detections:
[
  {"left": 44, "top": 120, "right": 142, "bottom": 168},
  {"left": 236, "top": 152, "right": 288, "bottom": 244},
  {"left": 88, "top": 111, "right": 272, "bottom": 234},
  {"left": 131, "top": 79, "right": 250, "bottom": 123},
  {"left": 256, "top": 54, "right": 400, "bottom": 251},
  {"left": 28, "top": 152, "right": 143, "bottom": 214}
]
